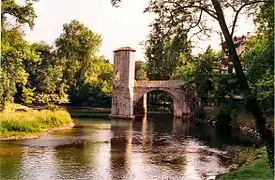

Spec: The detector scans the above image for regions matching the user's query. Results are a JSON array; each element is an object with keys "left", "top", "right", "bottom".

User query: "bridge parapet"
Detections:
[{"left": 134, "top": 80, "right": 185, "bottom": 89}]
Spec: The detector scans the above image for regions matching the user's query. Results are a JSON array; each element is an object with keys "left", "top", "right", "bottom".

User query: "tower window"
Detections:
[{"left": 115, "top": 69, "right": 120, "bottom": 80}]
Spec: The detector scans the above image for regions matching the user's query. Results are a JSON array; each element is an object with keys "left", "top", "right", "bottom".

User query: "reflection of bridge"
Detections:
[{"left": 110, "top": 47, "right": 192, "bottom": 119}]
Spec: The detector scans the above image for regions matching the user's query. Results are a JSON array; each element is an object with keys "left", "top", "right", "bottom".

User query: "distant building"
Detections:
[{"left": 220, "top": 32, "right": 254, "bottom": 73}]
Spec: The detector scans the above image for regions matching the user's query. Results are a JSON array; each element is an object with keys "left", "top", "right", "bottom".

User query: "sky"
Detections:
[{"left": 21, "top": 0, "right": 256, "bottom": 62}]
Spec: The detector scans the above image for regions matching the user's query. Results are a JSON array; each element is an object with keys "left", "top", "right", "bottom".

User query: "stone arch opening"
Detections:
[
  {"left": 115, "top": 69, "right": 120, "bottom": 80},
  {"left": 133, "top": 88, "right": 179, "bottom": 116}
]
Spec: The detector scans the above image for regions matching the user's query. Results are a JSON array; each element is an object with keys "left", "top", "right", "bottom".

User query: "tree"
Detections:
[
  {"left": 70, "top": 57, "right": 113, "bottom": 107},
  {"left": 21, "top": 42, "right": 66, "bottom": 103},
  {"left": 0, "top": 0, "right": 39, "bottom": 110},
  {"left": 111, "top": 0, "right": 274, "bottom": 167},
  {"left": 243, "top": 2, "right": 274, "bottom": 111},
  {"left": 1, "top": 27, "right": 39, "bottom": 108},
  {"left": 135, "top": 61, "right": 148, "bottom": 80},
  {"left": 55, "top": 20, "right": 102, "bottom": 93},
  {"left": 145, "top": 22, "right": 191, "bottom": 80},
  {"left": 174, "top": 46, "right": 220, "bottom": 107},
  {"left": 1, "top": 0, "right": 38, "bottom": 28}
]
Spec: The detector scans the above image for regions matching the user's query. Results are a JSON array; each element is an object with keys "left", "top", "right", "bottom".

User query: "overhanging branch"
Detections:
[{"left": 230, "top": 0, "right": 270, "bottom": 36}]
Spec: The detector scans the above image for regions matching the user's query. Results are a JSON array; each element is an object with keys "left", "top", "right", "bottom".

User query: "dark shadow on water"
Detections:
[{"left": 134, "top": 114, "right": 261, "bottom": 150}]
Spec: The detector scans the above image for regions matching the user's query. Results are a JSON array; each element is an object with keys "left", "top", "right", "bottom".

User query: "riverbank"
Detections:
[
  {"left": 217, "top": 147, "right": 273, "bottom": 180},
  {"left": 0, "top": 110, "right": 74, "bottom": 140},
  {"left": 217, "top": 157, "right": 273, "bottom": 180}
]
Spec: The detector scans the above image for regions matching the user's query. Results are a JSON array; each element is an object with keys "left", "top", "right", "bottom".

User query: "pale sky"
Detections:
[{"left": 21, "top": 0, "right": 255, "bottom": 62}]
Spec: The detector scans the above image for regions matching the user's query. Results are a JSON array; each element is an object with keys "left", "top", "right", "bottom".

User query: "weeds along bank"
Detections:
[{"left": 0, "top": 110, "right": 73, "bottom": 140}]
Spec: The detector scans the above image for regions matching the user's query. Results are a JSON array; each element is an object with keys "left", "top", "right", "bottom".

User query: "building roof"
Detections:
[{"left": 114, "top": 46, "right": 136, "bottom": 52}]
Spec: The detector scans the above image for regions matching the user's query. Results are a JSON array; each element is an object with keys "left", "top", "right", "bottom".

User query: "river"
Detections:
[{"left": 0, "top": 114, "right": 258, "bottom": 180}]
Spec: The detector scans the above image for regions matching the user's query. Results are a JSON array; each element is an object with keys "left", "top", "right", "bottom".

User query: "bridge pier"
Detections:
[{"left": 109, "top": 47, "right": 136, "bottom": 120}]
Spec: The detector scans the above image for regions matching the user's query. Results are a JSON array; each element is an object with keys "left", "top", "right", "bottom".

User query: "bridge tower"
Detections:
[{"left": 110, "top": 47, "right": 136, "bottom": 119}]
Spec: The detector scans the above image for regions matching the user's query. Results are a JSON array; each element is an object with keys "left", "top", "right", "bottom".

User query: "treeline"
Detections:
[{"left": 0, "top": 0, "right": 113, "bottom": 111}]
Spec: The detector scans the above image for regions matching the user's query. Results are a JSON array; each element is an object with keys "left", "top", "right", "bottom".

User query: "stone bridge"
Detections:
[
  {"left": 110, "top": 47, "right": 192, "bottom": 119},
  {"left": 134, "top": 80, "right": 190, "bottom": 117}
]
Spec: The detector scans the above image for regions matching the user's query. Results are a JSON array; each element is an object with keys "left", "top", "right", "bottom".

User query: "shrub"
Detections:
[
  {"left": 46, "top": 103, "right": 59, "bottom": 111},
  {"left": 21, "top": 87, "right": 35, "bottom": 105},
  {"left": 225, "top": 146, "right": 266, "bottom": 166}
]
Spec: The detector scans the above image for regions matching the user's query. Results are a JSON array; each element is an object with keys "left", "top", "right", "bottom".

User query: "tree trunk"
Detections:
[{"left": 211, "top": 0, "right": 274, "bottom": 168}]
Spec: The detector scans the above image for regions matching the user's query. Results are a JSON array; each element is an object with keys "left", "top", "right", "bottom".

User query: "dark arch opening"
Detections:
[{"left": 134, "top": 90, "right": 173, "bottom": 116}]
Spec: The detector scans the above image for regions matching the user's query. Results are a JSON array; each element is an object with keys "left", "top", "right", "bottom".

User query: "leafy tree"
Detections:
[
  {"left": 1, "top": 27, "right": 39, "bottom": 107},
  {"left": 33, "top": 43, "right": 64, "bottom": 94},
  {"left": 174, "top": 46, "right": 221, "bottom": 109},
  {"left": 145, "top": 23, "right": 191, "bottom": 80},
  {"left": 0, "top": 0, "right": 39, "bottom": 110},
  {"left": 1, "top": 0, "right": 38, "bottom": 28},
  {"left": 135, "top": 61, "right": 148, "bottom": 80},
  {"left": 254, "top": 1, "right": 274, "bottom": 37},
  {"left": 21, "top": 87, "right": 35, "bottom": 105},
  {"left": 70, "top": 57, "right": 113, "bottom": 107},
  {"left": 243, "top": 2, "right": 274, "bottom": 112},
  {"left": 22, "top": 42, "right": 66, "bottom": 103},
  {"left": 55, "top": 20, "right": 102, "bottom": 93}
]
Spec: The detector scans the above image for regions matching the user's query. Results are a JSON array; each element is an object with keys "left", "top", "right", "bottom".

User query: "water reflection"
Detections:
[
  {"left": 0, "top": 144, "right": 22, "bottom": 180},
  {"left": 53, "top": 126, "right": 94, "bottom": 180},
  {"left": 0, "top": 114, "right": 260, "bottom": 180},
  {"left": 110, "top": 119, "right": 132, "bottom": 180}
]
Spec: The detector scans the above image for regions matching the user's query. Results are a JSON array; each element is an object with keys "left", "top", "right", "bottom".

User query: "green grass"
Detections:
[
  {"left": 225, "top": 146, "right": 266, "bottom": 166},
  {"left": 217, "top": 157, "right": 274, "bottom": 180},
  {"left": 0, "top": 110, "right": 73, "bottom": 138}
]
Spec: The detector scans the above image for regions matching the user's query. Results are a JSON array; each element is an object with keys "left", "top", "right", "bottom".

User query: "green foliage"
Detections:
[
  {"left": 174, "top": 47, "right": 222, "bottom": 107},
  {"left": 0, "top": 71, "right": 8, "bottom": 111},
  {"left": 55, "top": 20, "right": 102, "bottom": 91},
  {"left": 1, "top": 27, "right": 40, "bottom": 108},
  {"left": 45, "top": 103, "right": 59, "bottom": 111},
  {"left": 70, "top": 81, "right": 112, "bottom": 107},
  {"left": 1, "top": 0, "right": 39, "bottom": 108},
  {"left": 0, "top": 110, "right": 73, "bottom": 138},
  {"left": 1, "top": 0, "right": 38, "bottom": 28},
  {"left": 218, "top": 158, "right": 273, "bottom": 180},
  {"left": 243, "top": 36, "right": 274, "bottom": 110},
  {"left": 21, "top": 87, "right": 35, "bottom": 105},
  {"left": 225, "top": 147, "right": 266, "bottom": 167},
  {"left": 25, "top": 42, "right": 64, "bottom": 95},
  {"left": 69, "top": 56, "right": 113, "bottom": 107},
  {"left": 218, "top": 147, "right": 273, "bottom": 180},
  {"left": 254, "top": 2, "right": 274, "bottom": 37},
  {"left": 243, "top": 2, "right": 274, "bottom": 112},
  {"left": 145, "top": 22, "right": 191, "bottom": 80},
  {"left": 135, "top": 61, "right": 148, "bottom": 80},
  {"left": 1, "top": 10, "right": 112, "bottom": 108}
]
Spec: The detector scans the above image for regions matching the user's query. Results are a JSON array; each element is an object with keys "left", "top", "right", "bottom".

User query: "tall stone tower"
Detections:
[{"left": 110, "top": 47, "right": 136, "bottom": 119}]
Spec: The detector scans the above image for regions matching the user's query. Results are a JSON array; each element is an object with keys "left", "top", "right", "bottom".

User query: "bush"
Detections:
[
  {"left": 21, "top": 87, "right": 35, "bottom": 105},
  {"left": 225, "top": 146, "right": 266, "bottom": 166},
  {"left": 46, "top": 103, "right": 59, "bottom": 111}
]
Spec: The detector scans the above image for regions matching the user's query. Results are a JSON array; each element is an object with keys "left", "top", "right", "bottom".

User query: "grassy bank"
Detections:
[
  {"left": 217, "top": 147, "right": 274, "bottom": 180},
  {"left": 217, "top": 157, "right": 273, "bottom": 180},
  {"left": 0, "top": 110, "right": 73, "bottom": 139}
]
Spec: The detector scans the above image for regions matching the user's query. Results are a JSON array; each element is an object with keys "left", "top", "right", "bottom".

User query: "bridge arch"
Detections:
[{"left": 133, "top": 86, "right": 186, "bottom": 117}]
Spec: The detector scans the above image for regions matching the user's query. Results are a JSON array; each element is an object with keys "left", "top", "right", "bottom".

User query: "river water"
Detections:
[{"left": 0, "top": 114, "right": 256, "bottom": 180}]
